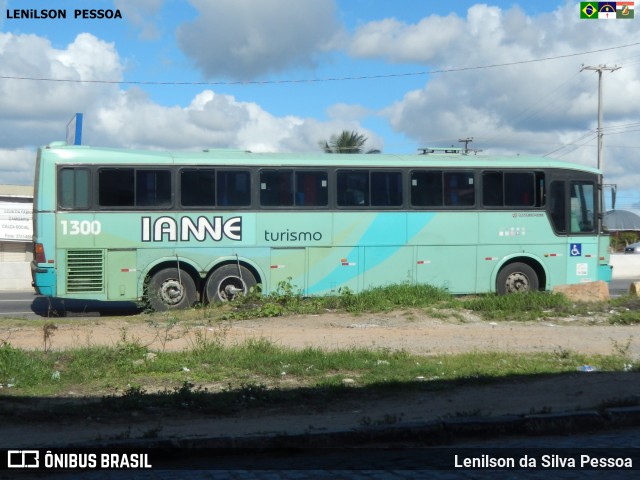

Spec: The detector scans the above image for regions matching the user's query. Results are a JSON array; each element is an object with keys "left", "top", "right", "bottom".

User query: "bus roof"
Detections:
[{"left": 39, "top": 142, "right": 602, "bottom": 175}]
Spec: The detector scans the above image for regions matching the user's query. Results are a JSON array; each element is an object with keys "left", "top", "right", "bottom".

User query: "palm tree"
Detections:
[{"left": 321, "top": 130, "right": 380, "bottom": 154}]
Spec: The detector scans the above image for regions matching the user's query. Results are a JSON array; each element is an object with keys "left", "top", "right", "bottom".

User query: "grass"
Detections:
[
  {"left": 210, "top": 281, "right": 454, "bottom": 321},
  {"left": 459, "top": 291, "right": 572, "bottom": 321},
  {"left": 1, "top": 338, "right": 636, "bottom": 413},
  {"left": 1, "top": 282, "right": 639, "bottom": 415},
  {"left": 199, "top": 280, "right": 640, "bottom": 326}
]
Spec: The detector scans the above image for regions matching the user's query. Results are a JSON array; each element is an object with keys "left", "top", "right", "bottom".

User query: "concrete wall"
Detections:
[
  {"left": 610, "top": 253, "right": 640, "bottom": 279},
  {"left": 0, "top": 262, "right": 32, "bottom": 291}
]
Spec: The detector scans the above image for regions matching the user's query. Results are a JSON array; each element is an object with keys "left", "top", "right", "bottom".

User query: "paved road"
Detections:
[
  {"left": 0, "top": 290, "right": 141, "bottom": 319},
  {"left": 0, "top": 276, "right": 637, "bottom": 319}
]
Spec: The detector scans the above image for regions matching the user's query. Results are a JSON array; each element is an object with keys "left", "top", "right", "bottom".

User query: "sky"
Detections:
[{"left": 1, "top": 0, "right": 639, "bottom": 210}]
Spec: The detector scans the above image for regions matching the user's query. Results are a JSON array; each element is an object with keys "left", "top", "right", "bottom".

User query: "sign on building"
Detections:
[{"left": 0, "top": 202, "right": 33, "bottom": 241}]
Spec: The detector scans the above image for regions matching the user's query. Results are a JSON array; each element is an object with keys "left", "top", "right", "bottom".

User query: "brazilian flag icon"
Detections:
[{"left": 580, "top": 2, "right": 598, "bottom": 18}]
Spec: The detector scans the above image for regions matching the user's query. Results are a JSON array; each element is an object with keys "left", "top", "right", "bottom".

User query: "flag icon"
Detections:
[
  {"left": 599, "top": 2, "right": 617, "bottom": 18},
  {"left": 580, "top": 2, "right": 598, "bottom": 18},
  {"left": 617, "top": 1, "right": 635, "bottom": 18}
]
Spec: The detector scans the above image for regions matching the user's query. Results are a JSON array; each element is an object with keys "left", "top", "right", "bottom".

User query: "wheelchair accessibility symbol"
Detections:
[{"left": 570, "top": 243, "right": 582, "bottom": 257}]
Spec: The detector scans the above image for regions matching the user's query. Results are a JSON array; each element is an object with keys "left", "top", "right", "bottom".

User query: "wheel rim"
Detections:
[
  {"left": 218, "top": 276, "right": 246, "bottom": 301},
  {"left": 505, "top": 272, "right": 530, "bottom": 293},
  {"left": 159, "top": 278, "right": 185, "bottom": 306}
]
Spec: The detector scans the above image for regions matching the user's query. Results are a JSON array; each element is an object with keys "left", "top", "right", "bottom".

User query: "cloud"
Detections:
[
  {"left": 176, "top": 0, "right": 342, "bottom": 80},
  {"left": 0, "top": 149, "right": 36, "bottom": 186},
  {"left": 114, "top": 0, "right": 164, "bottom": 40},
  {"left": 0, "top": 32, "right": 122, "bottom": 146},
  {"left": 350, "top": 3, "right": 640, "bottom": 185},
  {"left": 89, "top": 88, "right": 382, "bottom": 154},
  {"left": 326, "top": 103, "right": 373, "bottom": 122},
  {"left": 0, "top": 30, "right": 379, "bottom": 184}
]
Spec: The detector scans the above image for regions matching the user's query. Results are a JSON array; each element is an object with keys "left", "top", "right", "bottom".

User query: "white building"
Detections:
[{"left": 0, "top": 185, "right": 33, "bottom": 290}]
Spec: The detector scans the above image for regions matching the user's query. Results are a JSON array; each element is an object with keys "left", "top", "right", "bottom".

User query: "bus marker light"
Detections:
[
  {"left": 484, "top": 257, "right": 498, "bottom": 261},
  {"left": 417, "top": 260, "right": 431, "bottom": 265},
  {"left": 35, "top": 243, "right": 46, "bottom": 263},
  {"left": 270, "top": 265, "right": 285, "bottom": 269},
  {"left": 120, "top": 268, "right": 137, "bottom": 272},
  {"left": 341, "top": 262, "right": 356, "bottom": 267}
]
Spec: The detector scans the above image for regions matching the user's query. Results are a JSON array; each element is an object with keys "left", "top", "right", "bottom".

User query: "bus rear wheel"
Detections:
[
  {"left": 206, "top": 265, "right": 257, "bottom": 302},
  {"left": 497, "top": 262, "right": 539, "bottom": 294},
  {"left": 147, "top": 268, "right": 197, "bottom": 311}
]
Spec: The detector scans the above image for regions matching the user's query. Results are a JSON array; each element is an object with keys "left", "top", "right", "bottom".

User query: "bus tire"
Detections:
[
  {"left": 147, "top": 268, "right": 197, "bottom": 311},
  {"left": 206, "top": 264, "right": 257, "bottom": 302},
  {"left": 496, "top": 262, "right": 539, "bottom": 294}
]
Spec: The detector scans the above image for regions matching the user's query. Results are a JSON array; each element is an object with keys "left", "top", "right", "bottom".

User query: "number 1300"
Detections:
[{"left": 60, "top": 220, "right": 102, "bottom": 235}]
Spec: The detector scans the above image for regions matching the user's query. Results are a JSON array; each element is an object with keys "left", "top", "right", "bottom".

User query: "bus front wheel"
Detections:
[
  {"left": 147, "top": 268, "right": 197, "bottom": 311},
  {"left": 496, "top": 262, "right": 539, "bottom": 294},
  {"left": 206, "top": 265, "right": 256, "bottom": 302}
]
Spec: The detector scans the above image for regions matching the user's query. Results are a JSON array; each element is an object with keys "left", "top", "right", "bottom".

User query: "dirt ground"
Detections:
[
  {"left": 2, "top": 310, "right": 640, "bottom": 447},
  {"left": 4, "top": 309, "right": 640, "bottom": 357}
]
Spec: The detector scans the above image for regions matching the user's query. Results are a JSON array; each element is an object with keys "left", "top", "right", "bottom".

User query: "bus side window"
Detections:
[
  {"left": 136, "top": 170, "right": 171, "bottom": 207},
  {"left": 371, "top": 171, "right": 402, "bottom": 207},
  {"left": 444, "top": 171, "right": 474, "bottom": 207},
  {"left": 99, "top": 168, "right": 134, "bottom": 207},
  {"left": 59, "top": 167, "right": 90, "bottom": 209},
  {"left": 260, "top": 170, "right": 293, "bottom": 207},
  {"left": 295, "top": 171, "right": 328, "bottom": 207},
  {"left": 411, "top": 170, "right": 443, "bottom": 207},
  {"left": 505, "top": 172, "right": 534, "bottom": 207},
  {"left": 549, "top": 181, "right": 566, "bottom": 233},
  {"left": 181, "top": 169, "right": 215, "bottom": 207},
  {"left": 535, "top": 172, "right": 546, "bottom": 207},
  {"left": 570, "top": 182, "right": 595, "bottom": 233},
  {"left": 218, "top": 171, "right": 251, "bottom": 207},
  {"left": 482, "top": 171, "right": 503, "bottom": 207},
  {"left": 337, "top": 171, "right": 369, "bottom": 206}
]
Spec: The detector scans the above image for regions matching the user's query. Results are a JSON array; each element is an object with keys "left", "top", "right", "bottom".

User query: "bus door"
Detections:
[
  {"left": 548, "top": 178, "right": 599, "bottom": 284},
  {"left": 566, "top": 180, "right": 599, "bottom": 283}
]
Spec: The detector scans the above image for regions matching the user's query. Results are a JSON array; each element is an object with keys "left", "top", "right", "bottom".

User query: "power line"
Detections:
[
  {"left": 0, "top": 42, "right": 638, "bottom": 86},
  {"left": 544, "top": 130, "right": 597, "bottom": 157}
]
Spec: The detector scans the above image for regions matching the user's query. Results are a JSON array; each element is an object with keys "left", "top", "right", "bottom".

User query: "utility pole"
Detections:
[{"left": 580, "top": 65, "right": 620, "bottom": 172}]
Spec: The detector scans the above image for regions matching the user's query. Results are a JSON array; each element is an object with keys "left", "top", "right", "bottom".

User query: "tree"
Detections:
[{"left": 321, "top": 130, "right": 380, "bottom": 154}]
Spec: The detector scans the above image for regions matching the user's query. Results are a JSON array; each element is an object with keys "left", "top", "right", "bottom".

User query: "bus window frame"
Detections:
[
  {"left": 96, "top": 166, "right": 174, "bottom": 210},
  {"left": 480, "top": 170, "right": 545, "bottom": 209},
  {"left": 57, "top": 166, "right": 92, "bottom": 210},
  {"left": 178, "top": 167, "right": 253, "bottom": 210},
  {"left": 410, "top": 169, "right": 476, "bottom": 210},
  {"left": 546, "top": 172, "right": 599, "bottom": 236},
  {"left": 336, "top": 169, "right": 404, "bottom": 210}
]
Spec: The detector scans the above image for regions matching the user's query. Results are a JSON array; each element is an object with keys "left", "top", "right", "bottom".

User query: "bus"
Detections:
[{"left": 31, "top": 142, "right": 612, "bottom": 311}]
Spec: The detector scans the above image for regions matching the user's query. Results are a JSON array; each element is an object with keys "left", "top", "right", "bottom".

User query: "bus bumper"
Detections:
[{"left": 31, "top": 262, "right": 56, "bottom": 296}]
